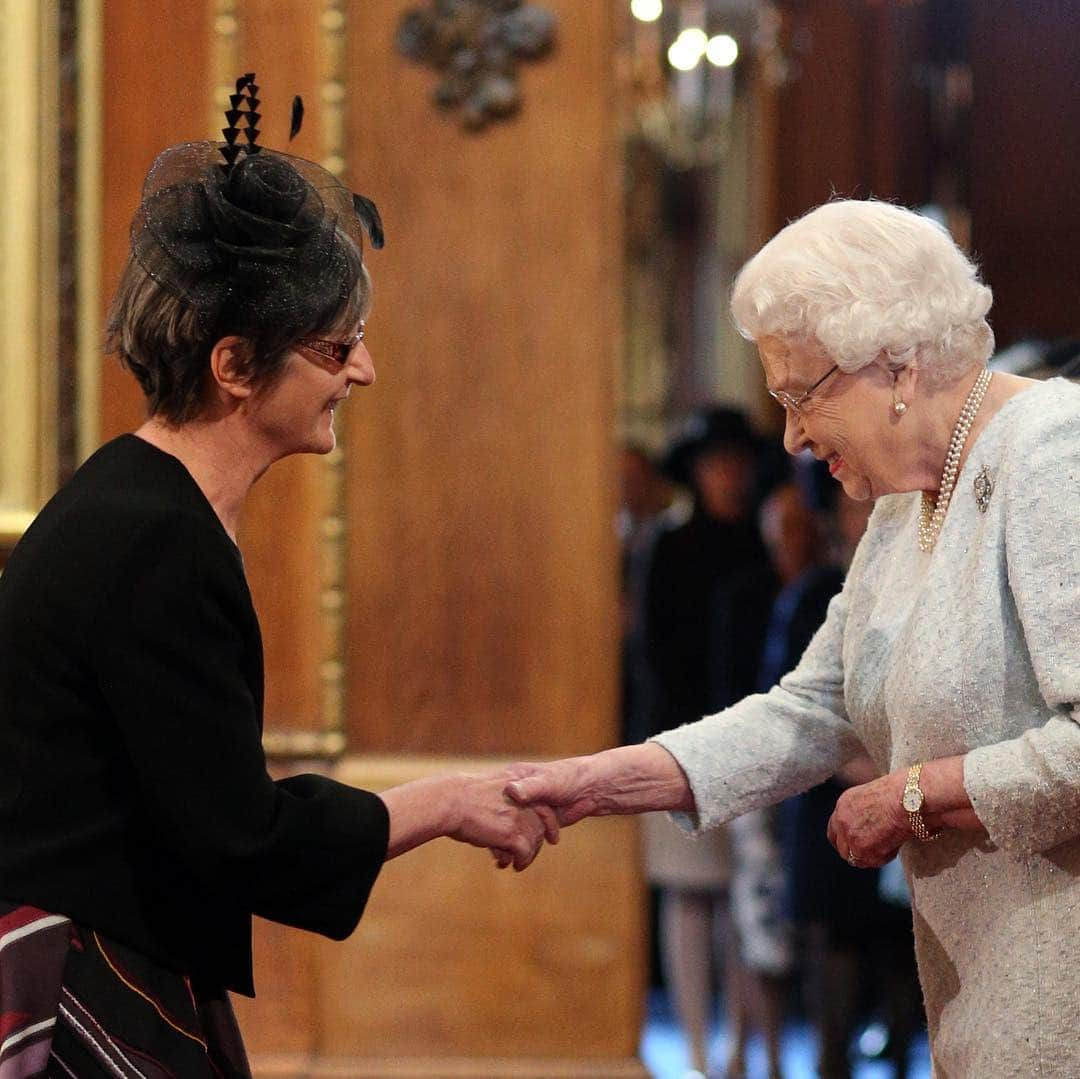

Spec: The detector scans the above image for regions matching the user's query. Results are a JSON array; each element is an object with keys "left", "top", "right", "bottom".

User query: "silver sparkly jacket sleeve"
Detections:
[
  {"left": 963, "top": 398, "right": 1080, "bottom": 854},
  {"left": 650, "top": 547, "right": 868, "bottom": 833}
]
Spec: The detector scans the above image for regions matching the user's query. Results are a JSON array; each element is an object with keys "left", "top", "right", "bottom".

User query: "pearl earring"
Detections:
[{"left": 893, "top": 400, "right": 907, "bottom": 416}]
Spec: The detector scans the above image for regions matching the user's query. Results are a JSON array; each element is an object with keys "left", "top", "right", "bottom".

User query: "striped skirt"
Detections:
[{"left": 0, "top": 901, "right": 251, "bottom": 1078}]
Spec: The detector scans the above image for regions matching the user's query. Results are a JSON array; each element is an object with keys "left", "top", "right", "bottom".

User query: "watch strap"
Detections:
[{"left": 905, "top": 763, "right": 941, "bottom": 843}]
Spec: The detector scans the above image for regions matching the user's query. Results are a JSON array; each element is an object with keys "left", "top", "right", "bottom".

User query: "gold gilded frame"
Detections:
[
  {"left": 0, "top": 0, "right": 100, "bottom": 550},
  {"left": 0, "top": 1, "right": 59, "bottom": 546},
  {"left": 211, "top": 2, "right": 350, "bottom": 760}
]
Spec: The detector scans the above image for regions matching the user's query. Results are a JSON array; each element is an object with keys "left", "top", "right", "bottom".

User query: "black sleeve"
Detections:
[{"left": 88, "top": 512, "right": 388, "bottom": 941}]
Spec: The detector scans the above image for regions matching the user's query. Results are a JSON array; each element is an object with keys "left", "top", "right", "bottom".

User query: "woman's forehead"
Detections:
[{"left": 759, "top": 335, "right": 825, "bottom": 384}]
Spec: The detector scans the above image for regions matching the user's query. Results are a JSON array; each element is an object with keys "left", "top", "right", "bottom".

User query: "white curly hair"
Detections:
[{"left": 730, "top": 200, "right": 994, "bottom": 385}]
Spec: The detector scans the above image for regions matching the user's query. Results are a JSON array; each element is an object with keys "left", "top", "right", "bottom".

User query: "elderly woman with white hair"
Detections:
[{"left": 505, "top": 200, "right": 1080, "bottom": 1076}]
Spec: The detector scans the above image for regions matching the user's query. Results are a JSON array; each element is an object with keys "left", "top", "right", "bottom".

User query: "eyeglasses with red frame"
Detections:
[{"left": 295, "top": 322, "right": 365, "bottom": 366}]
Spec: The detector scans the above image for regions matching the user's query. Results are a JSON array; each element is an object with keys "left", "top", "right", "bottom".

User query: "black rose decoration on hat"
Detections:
[{"left": 130, "top": 73, "right": 384, "bottom": 331}]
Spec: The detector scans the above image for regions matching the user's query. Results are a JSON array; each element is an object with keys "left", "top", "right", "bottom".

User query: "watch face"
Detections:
[{"left": 903, "top": 789, "right": 924, "bottom": 812}]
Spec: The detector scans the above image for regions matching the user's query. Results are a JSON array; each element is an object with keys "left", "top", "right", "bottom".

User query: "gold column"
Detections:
[
  {"left": 315, "top": 0, "right": 349, "bottom": 756},
  {"left": 76, "top": 0, "right": 103, "bottom": 465},
  {"left": 260, "top": 0, "right": 350, "bottom": 761},
  {"left": 210, "top": 0, "right": 240, "bottom": 134},
  {"left": 0, "top": 0, "right": 60, "bottom": 547}
]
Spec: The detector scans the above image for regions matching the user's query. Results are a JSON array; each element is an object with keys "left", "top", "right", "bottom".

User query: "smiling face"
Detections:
[
  {"left": 758, "top": 335, "right": 913, "bottom": 501},
  {"left": 247, "top": 328, "right": 376, "bottom": 458}
]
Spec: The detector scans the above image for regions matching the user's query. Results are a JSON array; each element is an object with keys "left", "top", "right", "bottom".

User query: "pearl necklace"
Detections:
[{"left": 917, "top": 368, "right": 993, "bottom": 552}]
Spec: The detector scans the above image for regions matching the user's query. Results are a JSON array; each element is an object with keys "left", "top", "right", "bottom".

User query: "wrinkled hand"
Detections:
[
  {"left": 827, "top": 770, "right": 911, "bottom": 868},
  {"left": 500, "top": 758, "right": 603, "bottom": 828},
  {"left": 450, "top": 771, "right": 560, "bottom": 872},
  {"left": 485, "top": 760, "right": 591, "bottom": 870}
]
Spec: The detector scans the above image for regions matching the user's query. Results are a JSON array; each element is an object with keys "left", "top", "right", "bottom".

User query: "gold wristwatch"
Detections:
[{"left": 902, "top": 763, "right": 940, "bottom": 842}]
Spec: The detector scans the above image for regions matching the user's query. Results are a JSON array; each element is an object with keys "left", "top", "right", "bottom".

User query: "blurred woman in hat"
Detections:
[
  {"left": 641, "top": 406, "right": 785, "bottom": 1079},
  {"left": 0, "top": 78, "right": 553, "bottom": 1076},
  {"left": 505, "top": 199, "right": 1080, "bottom": 1077},
  {"left": 646, "top": 407, "right": 772, "bottom": 738}
]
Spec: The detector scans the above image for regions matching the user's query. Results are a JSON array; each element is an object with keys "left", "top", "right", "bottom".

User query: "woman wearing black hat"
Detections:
[
  {"left": 640, "top": 406, "right": 785, "bottom": 1079},
  {"left": 646, "top": 407, "right": 775, "bottom": 738},
  {"left": 0, "top": 78, "right": 553, "bottom": 1076}
]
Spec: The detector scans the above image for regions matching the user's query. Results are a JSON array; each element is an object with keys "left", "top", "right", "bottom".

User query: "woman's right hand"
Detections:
[
  {"left": 379, "top": 771, "right": 559, "bottom": 871},
  {"left": 445, "top": 771, "right": 560, "bottom": 871}
]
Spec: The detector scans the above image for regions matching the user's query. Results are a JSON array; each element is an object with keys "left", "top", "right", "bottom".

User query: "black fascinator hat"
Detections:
[
  {"left": 129, "top": 73, "right": 384, "bottom": 337},
  {"left": 661, "top": 406, "right": 761, "bottom": 487}
]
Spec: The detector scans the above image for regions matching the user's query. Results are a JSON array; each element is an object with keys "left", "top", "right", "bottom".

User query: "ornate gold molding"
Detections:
[
  {"left": 0, "top": 1, "right": 61, "bottom": 548},
  {"left": 261, "top": 728, "right": 347, "bottom": 761},
  {"left": 396, "top": 2, "right": 558, "bottom": 131},
  {"left": 210, "top": 0, "right": 240, "bottom": 135},
  {"left": 317, "top": 0, "right": 349, "bottom": 755},
  {"left": 76, "top": 0, "right": 102, "bottom": 466},
  {"left": 232, "top": 4, "right": 351, "bottom": 762}
]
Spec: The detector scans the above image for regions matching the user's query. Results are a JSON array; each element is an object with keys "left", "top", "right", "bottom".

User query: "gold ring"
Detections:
[{"left": 847, "top": 850, "right": 859, "bottom": 867}]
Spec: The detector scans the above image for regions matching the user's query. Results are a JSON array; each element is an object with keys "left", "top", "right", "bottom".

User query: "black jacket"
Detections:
[
  {"left": 0, "top": 435, "right": 388, "bottom": 995},
  {"left": 644, "top": 511, "right": 772, "bottom": 735}
]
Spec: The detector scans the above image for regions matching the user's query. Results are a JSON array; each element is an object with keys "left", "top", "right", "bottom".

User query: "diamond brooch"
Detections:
[{"left": 974, "top": 465, "right": 994, "bottom": 513}]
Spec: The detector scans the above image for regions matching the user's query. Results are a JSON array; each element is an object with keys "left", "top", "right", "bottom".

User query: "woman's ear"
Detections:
[
  {"left": 209, "top": 336, "right": 254, "bottom": 401},
  {"left": 893, "top": 360, "right": 920, "bottom": 404},
  {"left": 875, "top": 351, "right": 920, "bottom": 403}
]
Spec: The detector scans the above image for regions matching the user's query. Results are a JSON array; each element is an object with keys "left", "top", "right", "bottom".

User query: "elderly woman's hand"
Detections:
[
  {"left": 827, "top": 755, "right": 989, "bottom": 867},
  {"left": 826, "top": 770, "right": 911, "bottom": 868},
  {"left": 379, "top": 771, "right": 559, "bottom": 871},
  {"left": 500, "top": 758, "right": 602, "bottom": 828},
  {"left": 447, "top": 772, "right": 561, "bottom": 871},
  {"left": 501, "top": 744, "right": 696, "bottom": 829}
]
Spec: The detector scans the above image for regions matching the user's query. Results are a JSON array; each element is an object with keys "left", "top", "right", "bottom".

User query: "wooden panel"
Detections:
[
  {"left": 773, "top": 0, "right": 932, "bottom": 226},
  {"left": 232, "top": 4, "right": 340, "bottom": 738},
  {"left": 764, "top": 0, "right": 1080, "bottom": 350},
  {"left": 240, "top": 455, "right": 328, "bottom": 734},
  {"left": 240, "top": 915, "right": 320, "bottom": 1058},
  {"left": 100, "top": 0, "right": 212, "bottom": 440},
  {"left": 248, "top": 1056, "right": 646, "bottom": 1078},
  {"left": 968, "top": 0, "right": 1080, "bottom": 346},
  {"left": 235, "top": 756, "right": 647, "bottom": 1074},
  {"left": 342, "top": 0, "right": 622, "bottom": 758},
  {"left": 775, "top": 1, "right": 866, "bottom": 218}
]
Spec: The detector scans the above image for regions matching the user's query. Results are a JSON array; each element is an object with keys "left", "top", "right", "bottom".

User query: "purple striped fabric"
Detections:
[
  {"left": 0, "top": 901, "right": 251, "bottom": 1078},
  {"left": 0, "top": 905, "right": 70, "bottom": 1078}
]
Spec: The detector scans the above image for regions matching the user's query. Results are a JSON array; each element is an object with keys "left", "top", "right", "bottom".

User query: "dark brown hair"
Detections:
[{"left": 105, "top": 233, "right": 370, "bottom": 424}]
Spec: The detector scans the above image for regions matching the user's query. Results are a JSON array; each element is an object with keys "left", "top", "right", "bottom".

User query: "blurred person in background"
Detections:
[
  {"left": 619, "top": 443, "right": 685, "bottom": 747},
  {"left": 639, "top": 408, "right": 776, "bottom": 1079},
  {"left": 762, "top": 480, "right": 918, "bottom": 1078},
  {"left": 505, "top": 199, "right": 1080, "bottom": 1078}
]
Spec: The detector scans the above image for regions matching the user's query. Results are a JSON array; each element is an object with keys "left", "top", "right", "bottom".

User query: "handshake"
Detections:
[{"left": 378, "top": 744, "right": 694, "bottom": 871}]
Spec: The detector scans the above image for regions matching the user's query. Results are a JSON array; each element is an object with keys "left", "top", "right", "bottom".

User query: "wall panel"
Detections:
[
  {"left": 772, "top": 0, "right": 931, "bottom": 226},
  {"left": 968, "top": 0, "right": 1080, "bottom": 346},
  {"left": 343, "top": 0, "right": 622, "bottom": 759},
  {"left": 100, "top": 0, "right": 211, "bottom": 439},
  {"left": 227, "top": 2, "right": 347, "bottom": 749}
]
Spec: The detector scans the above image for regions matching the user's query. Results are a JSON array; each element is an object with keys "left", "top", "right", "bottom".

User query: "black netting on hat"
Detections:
[{"left": 130, "top": 140, "right": 382, "bottom": 339}]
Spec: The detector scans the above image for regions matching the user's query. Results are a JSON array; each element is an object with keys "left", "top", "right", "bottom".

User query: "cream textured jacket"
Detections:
[{"left": 653, "top": 377, "right": 1080, "bottom": 1079}]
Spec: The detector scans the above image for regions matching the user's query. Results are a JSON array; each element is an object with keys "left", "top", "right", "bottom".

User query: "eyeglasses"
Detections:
[
  {"left": 767, "top": 364, "right": 840, "bottom": 416},
  {"left": 295, "top": 322, "right": 365, "bottom": 366}
]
